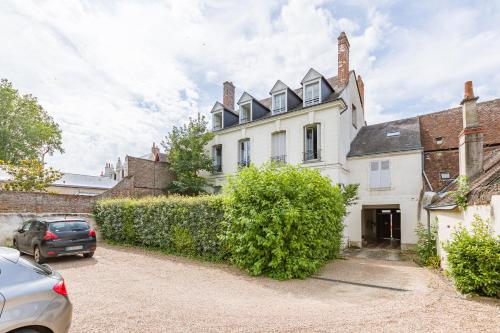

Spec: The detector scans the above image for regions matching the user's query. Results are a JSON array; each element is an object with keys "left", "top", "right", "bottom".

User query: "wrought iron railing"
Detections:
[
  {"left": 303, "top": 149, "right": 321, "bottom": 161},
  {"left": 212, "top": 163, "right": 222, "bottom": 173},
  {"left": 271, "top": 155, "right": 287, "bottom": 163},
  {"left": 238, "top": 159, "right": 251, "bottom": 168}
]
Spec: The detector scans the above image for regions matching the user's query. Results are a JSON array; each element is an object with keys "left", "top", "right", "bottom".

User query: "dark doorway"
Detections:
[{"left": 362, "top": 206, "right": 401, "bottom": 249}]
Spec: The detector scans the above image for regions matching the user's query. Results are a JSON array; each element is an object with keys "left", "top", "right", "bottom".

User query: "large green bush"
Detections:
[
  {"left": 444, "top": 216, "right": 500, "bottom": 297},
  {"left": 94, "top": 195, "right": 226, "bottom": 260},
  {"left": 415, "top": 219, "right": 440, "bottom": 268},
  {"left": 223, "top": 163, "right": 350, "bottom": 280}
]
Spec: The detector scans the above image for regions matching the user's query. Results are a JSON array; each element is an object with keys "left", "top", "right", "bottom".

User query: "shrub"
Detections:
[
  {"left": 444, "top": 216, "right": 500, "bottom": 297},
  {"left": 94, "top": 195, "right": 226, "bottom": 260},
  {"left": 415, "top": 218, "right": 440, "bottom": 268},
  {"left": 223, "top": 163, "right": 352, "bottom": 280}
]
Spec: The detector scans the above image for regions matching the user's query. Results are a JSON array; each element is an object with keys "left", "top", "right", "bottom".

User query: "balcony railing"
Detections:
[
  {"left": 238, "top": 159, "right": 251, "bottom": 168},
  {"left": 212, "top": 163, "right": 222, "bottom": 173},
  {"left": 304, "top": 97, "right": 320, "bottom": 107},
  {"left": 303, "top": 149, "right": 321, "bottom": 162},
  {"left": 240, "top": 116, "right": 250, "bottom": 124},
  {"left": 273, "top": 106, "right": 286, "bottom": 114},
  {"left": 271, "top": 155, "right": 287, "bottom": 164}
]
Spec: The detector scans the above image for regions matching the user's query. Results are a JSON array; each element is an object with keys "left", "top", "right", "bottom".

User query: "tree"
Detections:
[
  {"left": 162, "top": 114, "right": 214, "bottom": 195},
  {"left": 0, "top": 159, "right": 62, "bottom": 192},
  {"left": 0, "top": 79, "right": 63, "bottom": 163}
]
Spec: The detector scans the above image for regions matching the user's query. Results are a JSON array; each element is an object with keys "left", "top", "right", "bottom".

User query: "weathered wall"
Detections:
[
  {"left": 126, "top": 157, "right": 175, "bottom": 192},
  {"left": 431, "top": 194, "right": 499, "bottom": 268},
  {"left": 0, "top": 191, "right": 94, "bottom": 214},
  {"left": 0, "top": 213, "right": 98, "bottom": 246}
]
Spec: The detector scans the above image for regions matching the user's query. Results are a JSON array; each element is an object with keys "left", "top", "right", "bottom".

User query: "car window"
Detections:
[
  {"left": 22, "top": 221, "right": 32, "bottom": 232},
  {"left": 49, "top": 221, "right": 90, "bottom": 232},
  {"left": 18, "top": 257, "right": 52, "bottom": 276},
  {"left": 29, "top": 221, "right": 40, "bottom": 231}
]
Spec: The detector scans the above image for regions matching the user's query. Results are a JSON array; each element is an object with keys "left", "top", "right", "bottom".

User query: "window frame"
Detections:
[
  {"left": 440, "top": 171, "right": 451, "bottom": 180},
  {"left": 212, "top": 112, "right": 223, "bottom": 130},
  {"left": 212, "top": 144, "right": 223, "bottom": 173},
  {"left": 271, "top": 131, "right": 287, "bottom": 163},
  {"left": 238, "top": 138, "right": 251, "bottom": 167},
  {"left": 272, "top": 91, "right": 287, "bottom": 115},
  {"left": 303, "top": 80, "right": 321, "bottom": 107},
  {"left": 369, "top": 160, "right": 391, "bottom": 189},
  {"left": 239, "top": 102, "right": 252, "bottom": 124},
  {"left": 352, "top": 104, "right": 357, "bottom": 129},
  {"left": 303, "top": 123, "right": 321, "bottom": 162}
]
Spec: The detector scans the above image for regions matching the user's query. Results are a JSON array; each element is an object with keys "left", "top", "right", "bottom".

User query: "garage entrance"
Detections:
[{"left": 361, "top": 205, "right": 401, "bottom": 249}]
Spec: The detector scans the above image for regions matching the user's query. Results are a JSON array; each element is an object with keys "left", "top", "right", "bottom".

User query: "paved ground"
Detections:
[{"left": 40, "top": 244, "right": 499, "bottom": 333}]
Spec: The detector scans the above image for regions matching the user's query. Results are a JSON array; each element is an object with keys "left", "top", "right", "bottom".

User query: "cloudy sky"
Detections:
[{"left": 1, "top": 0, "right": 499, "bottom": 175}]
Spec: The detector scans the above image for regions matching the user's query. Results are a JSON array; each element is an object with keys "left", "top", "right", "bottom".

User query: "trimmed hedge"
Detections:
[
  {"left": 224, "top": 163, "right": 347, "bottom": 280},
  {"left": 93, "top": 195, "right": 227, "bottom": 260}
]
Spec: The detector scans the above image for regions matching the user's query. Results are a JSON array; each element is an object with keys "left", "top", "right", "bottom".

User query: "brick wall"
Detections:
[
  {"left": 0, "top": 191, "right": 94, "bottom": 214},
  {"left": 126, "top": 156, "right": 174, "bottom": 190}
]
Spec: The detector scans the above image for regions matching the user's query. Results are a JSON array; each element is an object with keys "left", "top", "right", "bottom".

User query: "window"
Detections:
[
  {"left": 352, "top": 104, "right": 357, "bottom": 128},
  {"left": 212, "top": 145, "right": 222, "bottom": 173},
  {"left": 272, "top": 92, "right": 286, "bottom": 114},
  {"left": 370, "top": 160, "right": 391, "bottom": 189},
  {"left": 386, "top": 131, "right": 400, "bottom": 137},
  {"left": 304, "top": 81, "right": 320, "bottom": 106},
  {"left": 213, "top": 113, "right": 222, "bottom": 130},
  {"left": 304, "top": 124, "right": 320, "bottom": 161},
  {"left": 271, "top": 131, "right": 286, "bottom": 163},
  {"left": 440, "top": 172, "right": 451, "bottom": 180},
  {"left": 238, "top": 139, "right": 251, "bottom": 167},
  {"left": 240, "top": 103, "right": 251, "bottom": 123},
  {"left": 435, "top": 137, "right": 444, "bottom": 145}
]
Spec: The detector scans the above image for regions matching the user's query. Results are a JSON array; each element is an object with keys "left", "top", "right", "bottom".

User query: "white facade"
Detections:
[
  {"left": 346, "top": 150, "right": 423, "bottom": 249},
  {"left": 208, "top": 71, "right": 364, "bottom": 190}
]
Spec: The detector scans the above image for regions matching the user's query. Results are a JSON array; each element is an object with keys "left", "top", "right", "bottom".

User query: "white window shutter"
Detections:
[
  {"left": 380, "top": 160, "right": 390, "bottom": 188},
  {"left": 369, "top": 161, "right": 380, "bottom": 188}
]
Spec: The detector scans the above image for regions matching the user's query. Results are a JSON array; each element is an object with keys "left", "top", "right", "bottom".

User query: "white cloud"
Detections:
[{"left": 0, "top": 0, "right": 499, "bottom": 174}]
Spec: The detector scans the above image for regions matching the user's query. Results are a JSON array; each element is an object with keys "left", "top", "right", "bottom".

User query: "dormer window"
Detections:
[
  {"left": 213, "top": 112, "right": 222, "bottom": 130},
  {"left": 240, "top": 103, "right": 251, "bottom": 123},
  {"left": 304, "top": 81, "right": 320, "bottom": 106},
  {"left": 272, "top": 92, "right": 286, "bottom": 114}
]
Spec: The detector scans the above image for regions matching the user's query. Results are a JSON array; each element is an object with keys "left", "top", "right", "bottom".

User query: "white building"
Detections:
[{"left": 206, "top": 32, "right": 424, "bottom": 249}]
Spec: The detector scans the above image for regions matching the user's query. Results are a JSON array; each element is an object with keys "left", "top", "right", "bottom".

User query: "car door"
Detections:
[
  {"left": 25, "top": 221, "right": 41, "bottom": 253},
  {"left": 18, "top": 221, "right": 33, "bottom": 252}
]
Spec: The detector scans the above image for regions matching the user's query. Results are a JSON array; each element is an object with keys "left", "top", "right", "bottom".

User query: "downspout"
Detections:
[{"left": 421, "top": 149, "right": 432, "bottom": 234}]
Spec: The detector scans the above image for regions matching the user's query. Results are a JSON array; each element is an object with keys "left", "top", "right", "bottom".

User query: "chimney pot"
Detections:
[
  {"left": 337, "top": 31, "right": 350, "bottom": 87},
  {"left": 464, "top": 81, "right": 475, "bottom": 101},
  {"left": 223, "top": 81, "right": 235, "bottom": 110}
]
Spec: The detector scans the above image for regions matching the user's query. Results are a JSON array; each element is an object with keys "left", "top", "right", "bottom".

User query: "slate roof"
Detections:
[
  {"left": 347, "top": 117, "right": 422, "bottom": 157},
  {"left": 426, "top": 148, "right": 500, "bottom": 208},
  {"left": 0, "top": 170, "right": 118, "bottom": 189},
  {"left": 139, "top": 152, "right": 168, "bottom": 163}
]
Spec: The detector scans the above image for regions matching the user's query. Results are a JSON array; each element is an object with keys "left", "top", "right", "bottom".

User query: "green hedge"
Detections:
[
  {"left": 223, "top": 163, "right": 347, "bottom": 280},
  {"left": 94, "top": 195, "right": 227, "bottom": 260},
  {"left": 444, "top": 216, "right": 500, "bottom": 297}
]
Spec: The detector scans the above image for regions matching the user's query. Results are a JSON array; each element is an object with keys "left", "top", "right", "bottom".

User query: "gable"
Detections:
[
  {"left": 270, "top": 80, "right": 288, "bottom": 94},
  {"left": 237, "top": 91, "right": 255, "bottom": 105},
  {"left": 301, "top": 68, "right": 323, "bottom": 84},
  {"left": 211, "top": 101, "right": 225, "bottom": 113}
]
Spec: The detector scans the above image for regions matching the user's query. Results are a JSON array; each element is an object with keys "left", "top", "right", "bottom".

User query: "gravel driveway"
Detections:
[{"left": 42, "top": 244, "right": 499, "bottom": 333}]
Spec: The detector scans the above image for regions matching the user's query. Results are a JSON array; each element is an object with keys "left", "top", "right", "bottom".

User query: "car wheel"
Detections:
[
  {"left": 34, "top": 246, "right": 47, "bottom": 264},
  {"left": 83, "top": 251, "right": 94, "bottom": 258}
]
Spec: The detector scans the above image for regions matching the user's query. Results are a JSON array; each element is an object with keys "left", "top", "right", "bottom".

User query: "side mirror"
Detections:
[{"left": 17, "top": 228, "right": 24, "bottom": 233}]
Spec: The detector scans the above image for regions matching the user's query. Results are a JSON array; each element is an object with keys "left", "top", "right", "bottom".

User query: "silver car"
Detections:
[{"left": 0, "top": 247, "right": 72, "bottom": 333}]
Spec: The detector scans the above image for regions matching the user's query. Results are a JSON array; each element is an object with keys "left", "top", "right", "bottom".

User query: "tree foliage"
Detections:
[
  {"left": 0, "top": 79, "right": 63, "bottom": 163},
  {"left": 223, "top": 163, "right": 357, "bottom": 280},
  {"left": 162, "top": 114, "right": 214, "bottom": 195},
  {"left": 444, "top": 216, "right": 500, "bottom": 297},
  {"left": 415, "top": 218, "right": 440, "bottom": 268},
  {"left": 452, "top": 176, "right": 470, "bottom": 210},
  {"left": 0, "top": 159, "right": 62, "bottom": 192}
]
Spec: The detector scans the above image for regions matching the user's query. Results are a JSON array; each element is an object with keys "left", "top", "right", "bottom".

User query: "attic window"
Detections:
[
  {"left": 240, "top": 103, "right": 251, "bottom": 124},
  {"left": 386, "top": 131, "right": 400, "bottom": 137},
  {"left": 272, "top": 92, "right": 286, "bottom": 114},
  {"left": 213, "top": 112, "right": 222, "bottom": 130},
  {"left": 304, "top": 81, "right": 320, "bottom": 106},
  {"left": 435, "top": 137, "right": 444, "bottom": 145}
]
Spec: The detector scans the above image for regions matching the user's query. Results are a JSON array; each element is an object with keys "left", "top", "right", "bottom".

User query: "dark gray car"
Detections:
[{"left": 0, "top": 247, "right": 72, "bottom": 333}]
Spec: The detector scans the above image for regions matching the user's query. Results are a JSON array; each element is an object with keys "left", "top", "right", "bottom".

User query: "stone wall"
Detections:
[
  {"left": 0, "top": 191, "right": 94, "bottom": 214},
  {"left": 126, "top": 156, "right": 174, "bottom": 191}
]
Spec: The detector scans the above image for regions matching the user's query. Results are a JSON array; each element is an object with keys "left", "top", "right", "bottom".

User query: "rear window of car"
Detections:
[
  {"left": 18, "top": 257, "right": 53, "bottom": 276},
  {"left": 49, "top": 221, "right": 90, "bottom": 232}
]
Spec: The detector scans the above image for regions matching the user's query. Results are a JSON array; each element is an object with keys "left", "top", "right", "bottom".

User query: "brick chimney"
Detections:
[
  {"left": 151, "top": 142, "right": 160, "bottom": 162},
  {"left": 458, "top": 81, "right": 483, "bottom": 179},
  {"left": 223, "top": 81, "right": 235, "bottom": 110},
  {"left": 338, "top": 31, "right": 350, "bottom": 87},
  {"left": 357, "top": 75, "right": 364, "bottom": 106}
]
